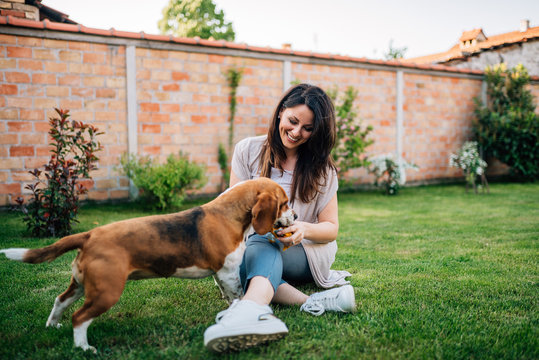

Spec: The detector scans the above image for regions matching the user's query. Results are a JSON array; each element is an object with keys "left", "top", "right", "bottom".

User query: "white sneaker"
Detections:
[
  {"left": 204, "top": 299, "right": 288, "bottom": 352},
  {"left": 300, "top": 285, "right": 356, "bottom": 316}
]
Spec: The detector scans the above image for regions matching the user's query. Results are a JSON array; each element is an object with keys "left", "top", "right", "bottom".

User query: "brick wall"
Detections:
[
  {"left": 0, "top": 1, "right": 38, "bottom": 21},
  {"left": 1, "top": 23, "right": 538, "bottom": 206}
]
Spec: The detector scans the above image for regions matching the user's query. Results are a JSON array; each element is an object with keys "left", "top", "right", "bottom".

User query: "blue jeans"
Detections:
[{"left": 239, "top": 233, "right": 313, "bottom": 293}]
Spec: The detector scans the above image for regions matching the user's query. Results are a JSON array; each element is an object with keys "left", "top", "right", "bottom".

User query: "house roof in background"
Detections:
[
  {"left": 26, "top": 0, "right": 77, "bottom": 24},
  {"left": 404, "top": 24, "right": 539, "bottom": 64}
]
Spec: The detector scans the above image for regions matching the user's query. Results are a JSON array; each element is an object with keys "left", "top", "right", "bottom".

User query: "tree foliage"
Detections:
[
  {"left": 384, "top": 39, "right": 407, "bottom": 60},
  {"left": 473, "top": 63, "right": 538, "bottom": 180},
  {"left": 158, "top": 0, "right": 235, "bottom": 41}
]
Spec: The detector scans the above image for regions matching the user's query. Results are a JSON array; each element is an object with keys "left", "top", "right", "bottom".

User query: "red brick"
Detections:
[
  {"left": 162, "top": 104, "right": 180, "bottom": 112},
  {"left": 142, "top": 124, "right": 161, "bottom": 133},
  {"left": 35, "top": 146, "right": 53, "bottom": 156},
  {"left": 8, "top": 121, "right": 32, "bottom": 132},
  {"left": 192, "top": 115, "right": 207, "bottom": 124},
  {"left": 0, "top": 108, "right": 18, "bottom": 120},
  {"left": 96, "top": 88, "right": 116, "bottom": 98},
  {"left": 33, "top": 73, "right": 56, "bottom": 84},
  {"left": 34, "top": 122, "right": 50, "bottom": 132},
  {"left": 5, "top": 71, "right": 30, "bottom": 83},
  {"left": 172, "top": 71, "right": 190, "bottom": 81},
  {"left": 83, "top": 53, "right": 105, "bottom": 64},
  {"left": 0, "top": 84, "right": 18, "bottom": 95},
  {"left": 20, "top": 110, "right": 43, "bottom": 120},
  {"left": 6, "top": 97, "right": 32, "bottom": 108},
  {"left": 0, "top": 134, "right": 18, "bottom": 144},
  {"left": 17, "top": 37, "right": 42, "bottom": 46},
  {"left": 140, "top": 102, "right": 159, "bottom": 112},
  {"left": 46, "top": 86, "right": 69, "bottom": 97},
  {"left": 163, "top": 83, "right": 180, "bottom": 91},
  {"left": 1, "top": 9, "right": 25, "bottom": 17},
  {"left": 59, "top": 50, "right": 82, "bottom": 62},
  {"left": 72, "top": 87, "right": 94, "bottom": 97},
  {"left": 10, "top": 146, "right": 34, "bottom": 157},
  {"left": 0, "top": 34, "right": 17, "bottom": 45},
  {"left": 209, "top": 54, "right": 225, "bottom": 63},
  {"left": 18, "top": 59, "right": 43, "bottom": 70},
  {"left": 59, "top": 75, "right": 81, "bottom": 86},
  {"left": 78, "top": 179, "right": 95, "bottom": 190},
  {"left": 45, "top": 62, "right": 67, "bottom": 73},
  {"left": 88, "top": 190, "right": 108, "bottom": 201},
  {"left": 0, "top": 183, "right": 21, "bottom": 195},
  {"left": 151, "top": 113, "right": 169, "bottom": 123},
  {"left": 143, "top": 146, "right": 161, "bottom": 155},
  {"left": 33, "top": 49, "right": 56, "bottom": 60},
  {"left": 182, "top": 104, "right": 199, "bottom": 113},
  {"left": 11, "top": 171, "right": 35, "bottom": 182}
]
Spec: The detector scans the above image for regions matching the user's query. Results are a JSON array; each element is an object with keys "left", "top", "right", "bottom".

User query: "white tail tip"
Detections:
[{"left": 0, "top": 248, "right": 29, "bottom": 261}]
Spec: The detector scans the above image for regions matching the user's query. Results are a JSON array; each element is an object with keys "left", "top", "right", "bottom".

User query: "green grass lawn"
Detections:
[{"left": 0, "top": 183, "right": 537, "bottom": 359}]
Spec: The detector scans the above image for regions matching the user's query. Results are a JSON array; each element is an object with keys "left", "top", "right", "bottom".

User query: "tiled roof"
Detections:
[
  {"left": 405, "top": 25, "right": 539, "bottom": 64},
  {"left": 459, "top": 28, "right": 485, "bottom": 42},
  {"left": 0, "top": 15, "right": 487, "bottom": 76}
]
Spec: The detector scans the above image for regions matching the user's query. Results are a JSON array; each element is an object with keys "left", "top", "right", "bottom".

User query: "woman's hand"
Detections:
[{"left": 276, "top": 221, "right": 308, "bottom": 247}]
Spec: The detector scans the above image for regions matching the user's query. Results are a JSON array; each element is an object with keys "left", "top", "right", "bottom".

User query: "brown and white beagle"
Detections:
[{"left": 0, "top": 177, "right": 295, "bottom": 353}]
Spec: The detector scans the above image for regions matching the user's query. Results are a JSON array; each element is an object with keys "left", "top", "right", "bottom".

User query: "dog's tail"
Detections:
[{"left": 0, "top": 232, "right": 90, "bottom": 264}]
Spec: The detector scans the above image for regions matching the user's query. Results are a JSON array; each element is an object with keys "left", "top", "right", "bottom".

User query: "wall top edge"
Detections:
[{"left": 0, "top": 15, "right": 495, "bottom": 78}]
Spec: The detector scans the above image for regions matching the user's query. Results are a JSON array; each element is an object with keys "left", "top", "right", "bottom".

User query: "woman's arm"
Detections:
[
  {"left": 229, "top": 170, "right": 243, "bottom": 187},
  {"left": 277, "top": 193, "right": 339, "bottom": 245}
]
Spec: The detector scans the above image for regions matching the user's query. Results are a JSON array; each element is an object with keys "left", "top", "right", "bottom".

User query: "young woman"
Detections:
[{"left": 204, "top": 84, "right": 355, "bottom": 352}]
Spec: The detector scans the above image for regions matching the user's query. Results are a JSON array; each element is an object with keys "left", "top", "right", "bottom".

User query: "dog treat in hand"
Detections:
[{"left": 270, "top": 227, "right": 293, "bottom": 250}]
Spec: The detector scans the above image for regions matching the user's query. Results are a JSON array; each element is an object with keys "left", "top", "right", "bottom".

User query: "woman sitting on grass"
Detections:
[{"left": 204, "top": 83, "right": 355, "bottom": 352}]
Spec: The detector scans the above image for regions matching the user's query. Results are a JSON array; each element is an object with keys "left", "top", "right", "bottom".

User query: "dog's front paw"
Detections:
[
  {"left": 46, "top": 320, "right": 62, "bottom": 329},
  {"left": 81, "top": 345, "right": 97, "bottom": 354}
]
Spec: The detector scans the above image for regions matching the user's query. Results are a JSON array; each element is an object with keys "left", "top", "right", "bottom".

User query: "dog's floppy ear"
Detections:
[{"left": 252, "top": 191, "right": 278, "bottom": 235}]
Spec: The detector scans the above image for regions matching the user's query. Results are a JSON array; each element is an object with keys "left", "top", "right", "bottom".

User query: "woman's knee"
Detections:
[{"left": 241, "top": 234, "right": 284, "bottom": 292}]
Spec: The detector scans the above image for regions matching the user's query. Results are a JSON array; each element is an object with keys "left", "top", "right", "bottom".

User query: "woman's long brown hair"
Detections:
[{"left": 258, "top": 84, "right": 337, "bottom": 203}]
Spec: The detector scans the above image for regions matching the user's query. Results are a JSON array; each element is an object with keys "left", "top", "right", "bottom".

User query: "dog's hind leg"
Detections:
[
  {"left": 46, "top": 276, "right": 84, "bottom": 328},
  {"left": 71, "top": 262, "right": 127, "bottom": 353}
]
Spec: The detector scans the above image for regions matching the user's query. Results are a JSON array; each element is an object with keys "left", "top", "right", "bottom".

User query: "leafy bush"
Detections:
[
  {"left": 473, "top": 63, "right": 539, "bottom": 180},
  {"left": 16, "top": 108, "right": 103, "bottom": 237},
  {"left": 449, "top": 141, "right": 488, "bottom": 192},
  {"left": 120, "top": 153, "right": 206, "bottom": 210},
  {"left": 328, "top": 86, "right": 374, "bottom": 182},
  {"left": 369, "top": 154, "right": 417, "bottom": 195}
]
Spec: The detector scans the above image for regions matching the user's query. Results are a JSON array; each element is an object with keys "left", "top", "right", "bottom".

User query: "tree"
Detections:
[
  {"left": 158, "top": 0, "right": 235, "bottom": 41},
  {"left": 384, "top": 39, "right": 407, "bottom": 60},
  {"left": 473, "top": 63, "right": 538, "bottom": 180}
]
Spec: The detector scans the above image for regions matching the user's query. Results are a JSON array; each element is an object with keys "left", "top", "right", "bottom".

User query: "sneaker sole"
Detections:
[{"left": 206, "top": 331, "right": 288, "bottom": 352}]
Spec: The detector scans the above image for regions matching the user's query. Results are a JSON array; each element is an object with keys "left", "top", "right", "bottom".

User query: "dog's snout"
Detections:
[{"left": 293, "top": 212, "right": 298, "bottom": 220}]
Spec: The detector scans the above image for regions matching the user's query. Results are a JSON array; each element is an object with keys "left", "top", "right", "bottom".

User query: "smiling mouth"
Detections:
[{"left": 287, "top": 132, "right": 299, "bottom": 142}]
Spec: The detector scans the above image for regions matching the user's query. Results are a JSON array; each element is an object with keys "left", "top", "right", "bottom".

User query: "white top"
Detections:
[{"left": 231, "top": 135, "right": 351, "bottom": 288}]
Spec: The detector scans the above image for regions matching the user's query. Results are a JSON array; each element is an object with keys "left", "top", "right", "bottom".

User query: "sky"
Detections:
[{"left": 43, "top": 0, "right": 538, "bottom": 59}]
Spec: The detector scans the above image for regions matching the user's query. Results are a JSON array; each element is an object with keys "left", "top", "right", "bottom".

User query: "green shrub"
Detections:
[
  {"left": 16, "top": 108, "right": 103, "bottom": 237},
  {"left": 369, "top": 154, "right": 417, "bottom": 195},
  {"left": 473, "top": 63, "right": 539, "bottom": 180},
  {"left": 120, "top": 153, "right": 207, "bottom": 210},
  {"left": 217, "top": 143, "right": 229, "bottom": 192}
]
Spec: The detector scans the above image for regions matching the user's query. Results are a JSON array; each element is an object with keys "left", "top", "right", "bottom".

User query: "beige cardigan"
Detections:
[{"left": 231, "top": 135, "right": 351, "bottom": 288}]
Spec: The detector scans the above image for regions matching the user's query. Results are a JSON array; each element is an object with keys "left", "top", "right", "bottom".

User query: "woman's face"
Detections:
[{"left": 278, "top": 104, "right": 314, "bottom": 155}]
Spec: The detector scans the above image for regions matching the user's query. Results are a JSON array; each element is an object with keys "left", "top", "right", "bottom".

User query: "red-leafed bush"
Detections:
[{"left": 16, "top": 108, "right": 103, "bottom": 237}]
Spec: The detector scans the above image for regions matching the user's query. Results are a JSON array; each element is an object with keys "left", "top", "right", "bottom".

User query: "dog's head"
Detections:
[{"left": 251, "top": 178, "right": 296, "bottom": 235}]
